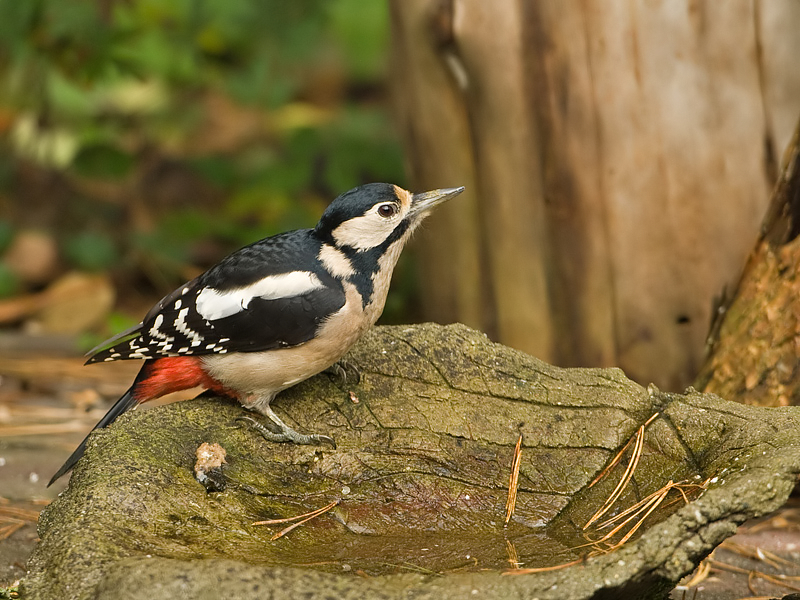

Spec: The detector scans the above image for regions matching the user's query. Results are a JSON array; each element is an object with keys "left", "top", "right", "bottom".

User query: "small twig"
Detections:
[{"left": 504, "top": 434, "right": 523, "bottom": 525}]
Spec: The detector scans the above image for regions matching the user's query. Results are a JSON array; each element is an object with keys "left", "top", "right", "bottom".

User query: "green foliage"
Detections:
[
  {"left": 63, "top": 231, "right": 119, "bottom": 271},
  {"left": 78, "top": 310, "right": 143, "bottom": 353},
  {"left": 327, "top": 0, "right": 390, "bottom": 81},
  {"left": 0, "top": 263, "right": 20, "bottom": 298},
  {"left": 72, "top": 142, "right": 134, "bottom": 179},
  {"left": 0, "top": 0, "right": 410, "bottom": 315},
  {"left": 0, "top": 581, "right": 19, "bottom": 600},
  {"left": 0, "top": 221, "right": 14, "bottom": 255}
]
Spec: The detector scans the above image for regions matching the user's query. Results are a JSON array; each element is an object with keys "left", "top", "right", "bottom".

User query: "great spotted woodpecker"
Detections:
[{"left": 48, "top": 183, "right": 464, "bottom": 486}]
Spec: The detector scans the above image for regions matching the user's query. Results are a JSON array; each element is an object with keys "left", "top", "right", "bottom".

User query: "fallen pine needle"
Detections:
[
  {"left": 682, "top": 558, "right": 712, "bottom": 588},
  {"left": 587, "top": 484, "right": 671, "bottom": 550},
  {"left": 584, "top": 413, "right": 661, "bottom": 531},
  {"left": 0, "top": 421, "right": 94, "bottom": 437},
  {"left": 253, "top": 501, "right": 338, "bottom": 526},
  {"left": 505, "top": 540, "right": 521, "bottom": 569},
  {"left": 594, "top": 480, "right": 705, "bottom": 532},
  {"left": 745, "top": 508, "right": 800, "bottom": 533},
  {"left": 720, "top": 540, "right": 800, "bottom": 569},
  {"left": 253, "top": 501, "right": 338, "bottom": 541},
  {"left": 0, "top": 505, "right": 42, "bottom": 522},
  {"left": 579, "top": 478, "right": 709, "bottom": 553},
  {"left": 587, "top": 435, "right": 636, "bottom": 489},
  {"left": 505, "top": 434, "right": 523, "bottom": 525},
  {"left": 588, "top": 413, "right": 659, "bottom": 489},
  {"left": 610, "top": 486, "right": 670, "bottom": 548},
  {"left": 706, "top": 558, "right": 800, "bottom": 592},
  {"left": 583, "top": 423, "right": 645, "bottom": 530},
  {"left": 502, "top": 558, "right": 584, "bottom": 575},
  {"left": 0, "top": 522, "right": 25, "bottom": 541}
]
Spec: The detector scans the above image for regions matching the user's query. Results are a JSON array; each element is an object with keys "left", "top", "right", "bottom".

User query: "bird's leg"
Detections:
[
  {"left": 324, "top": 359, "right": 361, "bottom": 386},
  {"left": 237, "top": 405, "right": 336, "bottom": 449}
]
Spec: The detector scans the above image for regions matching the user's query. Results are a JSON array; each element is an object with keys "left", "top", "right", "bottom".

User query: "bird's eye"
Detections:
[{"left": 377, "top": 203, "right": 398, "bottom": 218}]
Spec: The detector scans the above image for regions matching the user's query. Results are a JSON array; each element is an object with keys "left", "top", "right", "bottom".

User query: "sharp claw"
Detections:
[
  {"left": 237, "top": 415, "right": 336, "bottom": 449},
  {"left": 314, "top": 435, "right": 337, "bottom": 450},
  {"left": 325, "top": 360, "right": 361, "bottom": 386}
]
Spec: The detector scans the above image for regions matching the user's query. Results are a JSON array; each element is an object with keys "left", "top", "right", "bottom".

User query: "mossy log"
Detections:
[{"left": 25, "top": 324, "right": 800, "bottom": 599}]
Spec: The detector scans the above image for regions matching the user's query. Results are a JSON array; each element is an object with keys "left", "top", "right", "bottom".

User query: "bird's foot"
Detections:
[
  {"left": 324, "top": 359, "right": 361, "bottom": 386},
  {"left": 237, "top": 416, "right": 337, "bottom": 449}
]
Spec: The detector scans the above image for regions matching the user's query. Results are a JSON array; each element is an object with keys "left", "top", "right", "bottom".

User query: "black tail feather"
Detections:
[{"left": 47, "top": 384, "right": 140, "bottom": 487}]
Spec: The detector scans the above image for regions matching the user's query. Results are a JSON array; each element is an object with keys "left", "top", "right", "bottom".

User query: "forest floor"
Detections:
[{"left": 1, "top": 336, "right": 799, "bottom": 600}]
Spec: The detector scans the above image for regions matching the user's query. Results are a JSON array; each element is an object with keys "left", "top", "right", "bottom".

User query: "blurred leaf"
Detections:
[
  {"left": 132, "top": 228, "right": 192, "bottom": 276},
  {"left": 0, "top": 2, "right": 38, "bottom": 51},
  {"left": 0, "top": 263, "right": 20, "bottom": 298},
  {"left": 106, "top": 310, "right": 140, "bottom": 336},
  {"left": 0, "top": 222, "right": 14, "bottom": 255},
  {"left": 159, "top": 210, "right": 216, "bottom": 240},
  {"left": 72, "top": 143, "right": 134, "bottom": 179},
  {"left": 11, "top": 114, "right": 79, "bottom": 167},
  {"left": 76, "top": 309, "right": 141, "bottom": 352},
  {"left": 46, "top": 68, "right": 97, "bottom": 119},
  {"left": 64, "top": 231, "right": 119, "bottom": 271},
  {"left": 188, "top": 155, "right": 238, "bottom": 188},
  {"left": 322, "top": 108, "right": 405, "bottom": 191},
  {"left": 327, "top": 0, "right": 389, "bottom": 80}
]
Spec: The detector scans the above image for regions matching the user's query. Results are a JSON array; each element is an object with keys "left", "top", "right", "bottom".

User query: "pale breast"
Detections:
[
  {"left": 200, "top": 282, "right": 368, "bottom": 402},
  {"left": 200, "top": 232, "right": 411, "bottom": 405}
]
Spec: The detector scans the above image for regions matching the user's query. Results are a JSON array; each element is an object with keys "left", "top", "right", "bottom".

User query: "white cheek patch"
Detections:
[
  {"left": 331, "top": 208, "right": 398, "bottom": 250},
  {"left": 196, "top": 271, "right": 324, "bottom": 321}
]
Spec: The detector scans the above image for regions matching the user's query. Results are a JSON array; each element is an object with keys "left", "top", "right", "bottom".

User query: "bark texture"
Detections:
[
  {"left": 697, "top": 121, "right": 800, "bottom": 405},
  {"left": 390, "top": 0, "right": 800, "bottom": 389},
  {"left": 24, "top": 324, "right": 800, "bottom": 599}
]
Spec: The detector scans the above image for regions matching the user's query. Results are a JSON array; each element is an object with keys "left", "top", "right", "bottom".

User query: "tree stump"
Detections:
[{"left": 389, "top": 0, "right": 800, "bottom": 389}]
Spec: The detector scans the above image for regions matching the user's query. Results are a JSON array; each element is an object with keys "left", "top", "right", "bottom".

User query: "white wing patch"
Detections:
[{"left": 195, "top": 271, "right": 324, "bottom": 321}]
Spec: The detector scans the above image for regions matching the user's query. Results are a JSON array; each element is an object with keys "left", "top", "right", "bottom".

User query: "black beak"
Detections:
[{"left": 409, "top": 186, "right": 465, "bottom": 218}]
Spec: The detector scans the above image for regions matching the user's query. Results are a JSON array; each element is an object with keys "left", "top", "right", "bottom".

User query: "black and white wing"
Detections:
[{"left": 86, "top": 231, "right": 346, "bottom": 364}]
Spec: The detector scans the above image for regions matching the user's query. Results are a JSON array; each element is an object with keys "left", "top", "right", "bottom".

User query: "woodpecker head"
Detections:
[{"left": 315, "top": 183, "right": 464, "bottom": 252}]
